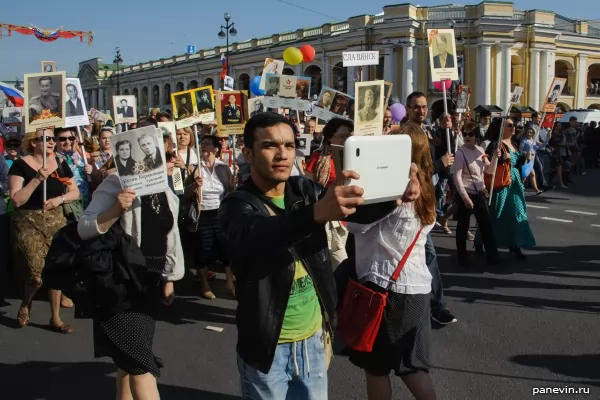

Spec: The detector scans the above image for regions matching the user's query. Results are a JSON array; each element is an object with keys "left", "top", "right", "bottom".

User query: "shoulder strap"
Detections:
[
  {"left": 389, "top": 227, "right": 424, "bottom": 284},
  {"left": 55, "top": 157, "right": 65, "bottom": 177}
]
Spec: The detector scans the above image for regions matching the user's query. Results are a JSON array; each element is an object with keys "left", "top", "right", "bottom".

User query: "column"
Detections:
[
  {"left": 294, "top": 65, "right": 302, "bottom": 76},
  {"left": 528, "top": 49, "right": 541, "bottom": 110},
  {"left": 84, "top": 90, "right": 90, "bottom": 108},
  {"left": 401, "top": 45, "right": 414, "bottom": 104},
  {"left": 98, "top": 87, "right": 105, "bottom": 110},
  {"left": 494, "top": 45, "right": 502, "bottom": 106},
  {"left": 249, "top": 67, "right": 256, "bottom": 78},
  {"left": 347, "top": 66, "right": 356, "bottom": 97},
  {"left": 567, "top": 70, "right": 576, "bottom": 96},
  {"left": 546, "top": 51, "right": 556, "bottom": 85},
  {"left": 91, "top": 89, "right": 98, "bottom": 109},
  {"left": 477, "top": 44, "right": 492, "bottom": 106},
  {"left": 576, "top": 53, "right": 588, "bottom": 108},
  {"left": 322, "top": 56, "right": 330, "bottom": 88},
  {"left": 538, "top": 51, "right": 550, "bottom": 111},
  {"left": 383, "top": 45, "right": 397, "bottom": 89},
  {"left": 213, "top": 74, "right": 220, "bottom": 90},
  {"left": 412, "top": 45, "right": 419, "bottom": 99},
  {"left": 501, "top": 44, "right": 512, "bottom": 108}
]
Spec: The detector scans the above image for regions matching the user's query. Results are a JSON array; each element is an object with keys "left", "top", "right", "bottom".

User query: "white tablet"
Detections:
[{"left": 342, "top": 135, "right": 412, "bottom": 204}]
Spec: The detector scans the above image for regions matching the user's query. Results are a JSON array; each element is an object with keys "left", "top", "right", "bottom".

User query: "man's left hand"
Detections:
[{"left": 397, "top": 163, "right": 420, "bottom": 206}]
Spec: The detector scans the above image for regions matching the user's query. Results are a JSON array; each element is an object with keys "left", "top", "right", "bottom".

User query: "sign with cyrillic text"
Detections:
[{"left": 342, "top": 51, "right": 380, "bottom": 67}]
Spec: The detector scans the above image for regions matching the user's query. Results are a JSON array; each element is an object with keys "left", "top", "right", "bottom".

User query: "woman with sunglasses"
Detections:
[
  {"left": 478, "top": 118, "right": 536, "bottom": 259},
  {"left": 9, "top": 128, "right": 80, "bottom": 332},
  {"left": 452, "top": 121, "right": 500, "bottom": 267},
  {"left": 55, "top": 127, "right": 93, "bottom": 208}
]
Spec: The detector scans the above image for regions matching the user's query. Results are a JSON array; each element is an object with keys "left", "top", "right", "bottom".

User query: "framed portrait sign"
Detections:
[
  {"left": 113, "top": 95, "right": 137, "bottom": 124},
  {"left": 220, "top": 149, "right": 233, "bottom": 167},
  {"left": 65, "top": 78, "right": 90, "bottom": 127},
  {"left": 24, "top": 71, "right": 66, "bottom": 132},
  {"left": 216, "top": 90, "right": 249, "bottom": 135},
  {"left": 41, "top": 61, "right": 56, "bottom": 73},
  {"left": 509, "top": 86, "right": 524, "bottom": 105},
  {"left": 259, "top": 58, "right": 285, "bottom": 90},
  {"left": 354, "top": 80, "right": 385, "bottom": 136},
  {"left": 427, "top": 29, "right": 459, "bottom": 83},
  {"left": 191, "top": 86, "right": 216, "bottom": 123},
  {"left": 542, "top": 77, "right": 567, "bottom": 113},
  {"left": 248, "top": 96, "right": 266, "bottom": 117},
  {"left": 456, "top": 85, "right": 471, "bottom": 113},
  {"left": 171, "top": 90, "right": 195, "bottom": 128}
]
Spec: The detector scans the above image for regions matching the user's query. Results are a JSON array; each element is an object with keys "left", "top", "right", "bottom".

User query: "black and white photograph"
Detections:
[
  {"left": 259, "top": 58, "right": 285, "bottom": 90},
  {"left": 265, "top": 74, "right": 281, "bottom": 97},
  {"left": 171, "top": 91, "right": 194, "bottom": 121},
  {"left": 344, "top": 98, "right": 356, "bottom": 120},
  {"left": 456, "top": 85, "right": 470, "bottom": 113},
  {"left": 542, "top": 77, "right": 567, "bottom": 113},
  {"left": 296, "top": 133, "right": 312, "bottom": 157},
  {"left": 2, "top": 106, "right": 22, "bottom": 120},
  {"left": 194, "top": 87, "right": 214, "bottom": 113},
  {"left": 158, "top": 121, "right": 177, "bottom": 143},
  {"left": 41, "top": 61, "right": 56, "bottom": 73},
  {"left": 354, "top": 80, "right": 384, "bottom": 136},
  {"left": 65, "top": 78, "right": 89, "bottom": 127},
  {"left": 330, "top": 93, "right": 350, "bottom": 115},
  {"left": 248, "top": 96, "right": 265, "bottom": 117},
  {"left": 224, "top": 76, "right": 234, "bottom": 91},
  {"left": 317, "top": 87, "right": 335, "bottom": 109},
  {"left": 427, "top": 28, "right": 459, "bottom": 82},
  {"left": 109, "top": 126, "right": 169, "bottom": 196},
  {"left": 112, "top": 95, "right": 137, "bottom": 124},
  {"left": 24, "top": 71, "right": 66, "bottom": 132},
  {"left": 509, "top": 86, "right": 523, "bottom": 105}
]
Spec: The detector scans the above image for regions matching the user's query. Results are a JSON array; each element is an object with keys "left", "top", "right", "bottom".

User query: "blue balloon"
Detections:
[{"left": 250, "top": 75, "right": 264, "bottom": 96}]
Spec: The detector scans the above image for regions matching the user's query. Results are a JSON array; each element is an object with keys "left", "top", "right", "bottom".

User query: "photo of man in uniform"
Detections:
[
  {"left": 138, "top": 132, "right": 163, "bottom": 170},
  {"left": 177, "top": 95, "right": 193, "bottom": 118},
  {"left": 117, "top": 99, "right": 134, "bottom": 118},
  {"left": 432, "top": 34, "right": 455, "bottom": 69},
  {"left": 222, "top": 94, "right": 242, "bottom": 125},
  {"left": 357, "top": 86, "right": 379, "bottom": 122},
  {"left": 196, "top": 90, "right": 213, "bottom": 112},
  {"left": 29, "top": 76, "right": 61, "bottom": 117},
  {"left": 65, "top": 83, "right": 85, "bottom": 117},
  {"left": 266, "top": 76, "right": 280, "bottom": 96}
]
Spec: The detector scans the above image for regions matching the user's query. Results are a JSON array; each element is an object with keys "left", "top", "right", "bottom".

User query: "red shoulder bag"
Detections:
[{"left": 337, "top": 227, "right": 423, "bottom": 353}]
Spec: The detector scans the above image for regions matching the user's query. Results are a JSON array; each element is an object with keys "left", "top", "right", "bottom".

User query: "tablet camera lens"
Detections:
[{"left": 356, "top": 148, "right": 360, "bottom": 157}]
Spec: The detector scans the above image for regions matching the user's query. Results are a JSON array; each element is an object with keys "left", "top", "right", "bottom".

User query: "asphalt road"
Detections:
[{"left": 0, "top": 170, "right": 598, "bottom": 400}]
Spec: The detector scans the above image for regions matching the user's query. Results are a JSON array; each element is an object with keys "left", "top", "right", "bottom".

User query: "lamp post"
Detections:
[
  {"left": 218, "top": 12, "right": 238, "bottom": 90},
  {"left": 113, "top": 47, "right": 123, "bottom": 95}
]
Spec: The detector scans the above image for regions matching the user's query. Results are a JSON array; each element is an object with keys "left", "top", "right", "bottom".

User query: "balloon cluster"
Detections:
[{"left": 250, "top": 44, "right": 316, "bottom": 96}]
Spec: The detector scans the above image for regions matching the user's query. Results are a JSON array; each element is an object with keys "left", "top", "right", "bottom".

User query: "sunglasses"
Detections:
[
  {"left": 5, "top": 143, "right": 20, "bottom": 149},
  {"left": 58, "top": 136, "right": 76, "bottom": 142},
  {"left": 505, "top": 123, "right": 515, "bottom": 128},
  {"left": 463, "top": 131, "right": 477, "bottom": 137},
  {"left": 35, "top": 136, "right": 56, "bottom": 142}
]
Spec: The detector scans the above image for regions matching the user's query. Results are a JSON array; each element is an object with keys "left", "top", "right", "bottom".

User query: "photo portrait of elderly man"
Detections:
[
  {"left": 138, "top": 132, "right": 163, "bottom": 170},
  {"left": 357, "top": 86, "right": 380, "bottom": 122},
  {"left": 433, "top": 33, "right": 455, "bottom": 69},
  {"left": 250, "top": 98, "right": 265, "bottom": 117},
  {"left": 65, "top": 83, "right": 85, "bottom": 117},
  {"left": 222, "top": 94, "right": 242, "bottom": 125},
  {"left": 29, "top": 76, "right": 61, "bottom": 117}
]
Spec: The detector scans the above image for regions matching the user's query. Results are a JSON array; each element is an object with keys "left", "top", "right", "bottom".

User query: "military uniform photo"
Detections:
[{"left": 29, "top": 76, "right": 62, "bottom": 117}]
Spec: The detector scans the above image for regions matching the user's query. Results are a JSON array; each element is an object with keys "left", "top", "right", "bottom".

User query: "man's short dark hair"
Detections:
[
  {"left": 479, "top": 109, "right": 492, "bottom": 118},
  {"left": 243, "top": 112, "right": 293, "bottom": 150},
  {"left": 569, "top": 116, "right": 578, "bottom": 122},
  {"left": 406, "top": 91, "right": 426, "bottom": 107},
  {"left": 137, "top": 116, "right": 158, "bottom": 128},
  {"left": 121, "top": 99, "right": 128, "bottom": 104},
  {"left": 39, "top": 76, "right": 52, "bottom": 85},
  {"left": 66, "top": 84, "right": 77, "bottom": 94},
  {"left": 155, "top": 111, "right": 172, "bottom": 121},
  {"left": 532, "top": 112, "right": 540, "bottom": 119}
]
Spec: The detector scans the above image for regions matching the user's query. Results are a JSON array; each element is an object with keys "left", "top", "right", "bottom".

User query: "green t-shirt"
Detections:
[{"left": 270, "top": 195, "right": 322, "bottom": 343}]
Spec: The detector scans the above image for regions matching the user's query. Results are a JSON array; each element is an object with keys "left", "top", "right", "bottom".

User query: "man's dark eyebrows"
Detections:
[{"left": 260, "top": 139, "right": 295, "bottom": 147}]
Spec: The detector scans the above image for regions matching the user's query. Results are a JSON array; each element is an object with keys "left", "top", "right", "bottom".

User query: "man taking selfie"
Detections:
[{"left": 218, "top": 112, "right": 421, "bottom": 399}]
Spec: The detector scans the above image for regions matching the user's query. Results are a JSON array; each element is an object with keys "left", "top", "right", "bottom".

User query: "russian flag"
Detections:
[
  {"left": 220, "top": 54, "right": 227, "bottom": 80},
  {"left": 0, "top": 81, "right": 24, "bottom": 107}
]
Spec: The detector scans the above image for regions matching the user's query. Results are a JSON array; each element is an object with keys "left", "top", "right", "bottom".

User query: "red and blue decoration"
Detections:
[{"left": 0, "top": 24, "right": 93, "bottom": 45}]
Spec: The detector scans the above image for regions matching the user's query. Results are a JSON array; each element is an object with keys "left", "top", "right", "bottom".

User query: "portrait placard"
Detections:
[
  {"left": 279, "top": 75, "right": 297, "bottom": 98},
  {"left": 456, "top": 85, "right": 471, "bottom": 113},
  {"left": 191, "top": 86, "right": 216, "bottom": 123},
  {"left": 259, "top": 58, "right": 285, "bottom": 90},
  {"left": 296, "top": 133, "right": 312, "bottom": 157},
  {"left": 157, "top": 121, "right": 177, "bottom": 143},
  {"left": 215, "top": 90, "right": 249, "bottom": 135},
  {"left": 330, "top": 92, "right": 351, "bottom": 116},
  {"left": 41, "top": 61, "right": 56, "bottom": 73},
  {"left": 542, "top": 77, "right": 567, "bottom": 113},
  {"left": 65, "top": 78, "right": 89, "bottom": 127},
  {"left": 158, "top": 121, "right": 183, "bottom": 192},
  {"left": 354, "top": 80, "right": 384, "bottom": 136},
  {"left": 110, "top": 125, "right": 169, "bottom": 196},
  {"left": 248, "top": 96, "right": 266, "bottom": 117},
  {"left": 2, "top": 106, "right": 23, "bottom": 126},
  {"left": 295, "top": 76, "right": 312, "bottom": 100},
  {"left": 171, "top": 90, "right": 195, "bottom": 127},
  {"left": 509, "top": 86, "right": 524, "bottom": 105},
  {"left": 113, "top": 95, "right": 137, "bottom": 124},
  {"left": 220, "top": 149, "right": 233, "bottom": 167},
  {"left": 24, "top": 71, "right": 66, "bottom": 132},
  {"left": 427, "top": 29, "right": 459, "bottom": 82},
  {"left": 89, "top": 108, "right": 109, "bottom": 123},
  {"left": 264, "top": 74, "right": 281, "bottom": 97},
  {"left": 316, "top": 86, "right": 336, "bottom": 110}
]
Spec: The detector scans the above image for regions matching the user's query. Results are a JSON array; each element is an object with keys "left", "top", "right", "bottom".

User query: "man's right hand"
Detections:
[
  {"left": 442, "top": 153, "right": 455, "bottom": 167},
  {"left": 313, "top": 170, "right": 364, "bottom": 224}
]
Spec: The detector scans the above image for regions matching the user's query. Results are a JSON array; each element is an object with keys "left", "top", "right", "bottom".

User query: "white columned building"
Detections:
[
  {"left": 501, "top": 43, "right": 512, "bottom": 108},
  {"left": 494, "top": 44, "right": 502, "bottom": 106},
  {"left": 477, "top": 43, "right": 492, "bottom": 106},
  {"left": 528, "top": 48, "right": 541, "bottom": 111},
  {"left": 576, "top": 53, "right": 588, "bottom": 108},
  {"left": 401, "top": 43, "right": 415, "bottom": 103}
]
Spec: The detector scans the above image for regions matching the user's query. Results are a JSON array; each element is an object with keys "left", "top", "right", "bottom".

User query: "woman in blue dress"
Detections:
[{"left": 477, "top": 118, "right": 536, "bottom": 259}]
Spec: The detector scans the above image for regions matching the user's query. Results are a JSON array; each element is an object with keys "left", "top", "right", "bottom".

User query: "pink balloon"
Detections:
[
  {"left": 433, "top": 81, "right": 452, "bottom": 91},
  {"left": 390, "top": 103, "right": 406, "bottom": 122}
]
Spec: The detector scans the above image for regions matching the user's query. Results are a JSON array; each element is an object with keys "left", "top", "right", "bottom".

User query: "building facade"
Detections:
[{"left": 78, "top": 2, "right": 600, "bottom": 119}]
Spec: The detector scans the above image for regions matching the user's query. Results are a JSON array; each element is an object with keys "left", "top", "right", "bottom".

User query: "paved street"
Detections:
[{"left": 1, "top": 170, "right": 599, "bottom": 400}]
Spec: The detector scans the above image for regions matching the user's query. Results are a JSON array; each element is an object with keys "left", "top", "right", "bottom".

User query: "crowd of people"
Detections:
[{"left": 0, "top": 91, "right": 597, "bottom": 400}]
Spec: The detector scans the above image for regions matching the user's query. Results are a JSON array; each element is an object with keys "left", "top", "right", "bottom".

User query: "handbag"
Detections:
[
  {"left": 337, "top": 227, "right": 423, "bottom": 353},
  {"left": 484, "top": 143, "right": 512, "bottom": 191},
  {"left": 179, "top": 150, "right": 200, "bottom": 232},
  {"left": 56, "top": 157, "right": 83, "bottom": 222}
]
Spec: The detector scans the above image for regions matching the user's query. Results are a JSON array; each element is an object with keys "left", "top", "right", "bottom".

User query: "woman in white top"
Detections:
[
  {"left": 196, "top": 135, "right": 235, "bottom": 299},
  {"left": 452, "top": 120, "right": 500, "bottom": 267},
  {"left": 347, "top": 122, "right": 437, "bottom": 400}
]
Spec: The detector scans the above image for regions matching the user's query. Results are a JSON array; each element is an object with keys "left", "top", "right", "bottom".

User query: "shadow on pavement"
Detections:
[
  {"left": 0, "top": 361, "right": 240, "bottom": 400},
  {"left": 509, "top": 354, "right": 600, "bottom": 382}
]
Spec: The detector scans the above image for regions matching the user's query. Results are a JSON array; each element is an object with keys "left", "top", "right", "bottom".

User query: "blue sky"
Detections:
[{"left": 1, "top": 0, "right": 595, "bottom": 80}]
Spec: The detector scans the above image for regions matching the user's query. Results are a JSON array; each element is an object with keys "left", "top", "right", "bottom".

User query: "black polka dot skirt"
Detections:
[
  {"left": 348, "top": 288, "right": 431, "bottom": 377},
  {"left": 96, "top": 311, "right": 164, "bottom": 377}
]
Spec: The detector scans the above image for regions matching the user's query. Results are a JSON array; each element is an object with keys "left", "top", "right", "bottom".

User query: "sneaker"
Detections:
[{"left": 431, "top": 309, "right": 457, "bottom": 325}]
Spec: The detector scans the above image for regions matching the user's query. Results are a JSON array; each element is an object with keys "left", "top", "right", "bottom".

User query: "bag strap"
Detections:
[
  {"left": 388, "top": 227, "right": 423, "bottom": 285},
  {"left": 458, "top": 149, "right": 480, "bottom": 194},
  {"left": 55, "top": 156, "right": 65, "bottom": 178}
]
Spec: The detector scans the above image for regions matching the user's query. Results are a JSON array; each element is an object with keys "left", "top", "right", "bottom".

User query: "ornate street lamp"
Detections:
[
  {"left": 113, "top": 47, "right": 123, "bottom": 95},
  {"left": 218, "top": 13, "right": 238, "bottom": 89}
]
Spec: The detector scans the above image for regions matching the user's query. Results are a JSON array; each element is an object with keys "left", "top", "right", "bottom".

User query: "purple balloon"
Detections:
[{"left": 390, "top": 103, "right": 406, "bottom": 122}]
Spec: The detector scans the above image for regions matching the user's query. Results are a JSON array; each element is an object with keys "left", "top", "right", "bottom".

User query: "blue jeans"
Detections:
[
  {"left": 533, "top": 156, "right": 548, "bottom": 187},
  {"left": 425, "top": 233, "right": 446, "bottom": 312},
  {"left": 237, "top": 329, "right": 328, "bottom": 400},
  {"left": 435, "top": 179, "right": 448, "bottom": 217}
]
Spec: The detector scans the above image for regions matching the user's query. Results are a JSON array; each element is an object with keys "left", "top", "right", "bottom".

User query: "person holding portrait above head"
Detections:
[
  {"left": 138, "top": 132, "right": 163, "bottom": 171},
  {"left": 29, "top": 76, "right": 61, "bottom": 117},
  {"left": 177, "top": 97, "right": 193, "bottom": 118},
  {"left": 65, "top": 84, "right": 85, "bottom": 117},
  {"left": 222, "top": 94, "right": 242, "bottom": 125},
  {"left": 266, "top": 77, "right": 280, "bottom": 96},
  {"left": 250, "top": 99, "right": 265, "bottom": 117},
  {"left": 114, "top": 140, "right": 136, "bottom": 176},
  {"left": 196, "top": 91, "right": 212, "bottom": 112},
  {"left": 357, "top": 88, "right": 378, "bottom": 122},
  {"left": 117, "top": 99, "right": 134, "bottom": 118},
  {"left": 9, "top": 128, "right": 80, "bottom": 333},
  {"left": 432, "top": 34, "right": 455, "bottom": 69}
]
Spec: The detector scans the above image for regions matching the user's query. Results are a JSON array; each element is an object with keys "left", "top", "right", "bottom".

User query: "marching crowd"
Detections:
[{"left": 0, "top": 90, "right": 598, "bottom": 400}]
